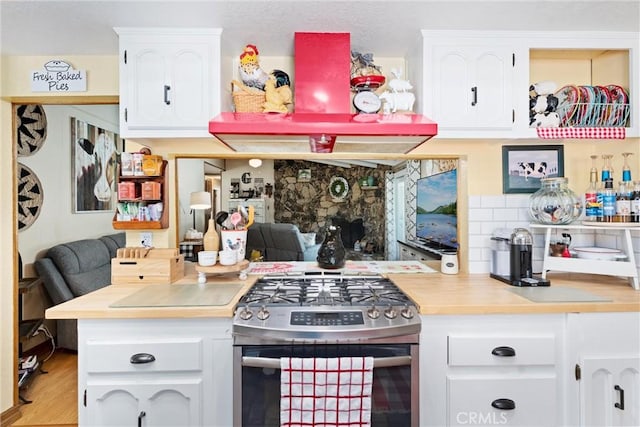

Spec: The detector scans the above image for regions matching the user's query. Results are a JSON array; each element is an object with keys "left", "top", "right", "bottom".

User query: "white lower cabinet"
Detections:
[
  {"left": 420, "top": 314, "right": 564, "bottom": 426},
  {"left": 78, "top": 318, "right": 232, "bottom": 427},
  {"left": 568, "top": 312, "right": 640, "bottom": 427},
  {"left": 447, "top": 376, "right": 556, "bottom": 426},
  {"left": 86, "top": 380, "right": 202, "bottom": 426}
]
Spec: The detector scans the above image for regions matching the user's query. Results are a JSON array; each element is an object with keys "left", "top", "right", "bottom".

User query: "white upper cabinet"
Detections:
[
  {"left": 421, "top": 30, "right": 639, "bottom": 139},
  {"left": 115, "top": 28, "right": 222, "bottom": 138},
  {"left": 423, "top": 33, "right": 517, "bottom": 136}
]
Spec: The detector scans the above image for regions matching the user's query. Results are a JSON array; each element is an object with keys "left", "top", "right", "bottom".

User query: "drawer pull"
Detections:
[
  {"left": 138, "top": 410, "right": 146, "bottom": 427},
  {"left": 614, "top": 385, "right": 625, "bottom": 410},
  {"left": 130, "top": 353, "right": 156, "bottom": 364},
  {"left": 491, "top": 398, "right": 515, "bottom": 410},
  {"left": 491, "top": 346, "right": 516, "bottom": 357}
]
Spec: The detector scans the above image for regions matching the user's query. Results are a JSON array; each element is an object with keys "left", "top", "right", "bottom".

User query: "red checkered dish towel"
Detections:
[{"left": 281, "top": 357, "right": 374, "bottom": 427}]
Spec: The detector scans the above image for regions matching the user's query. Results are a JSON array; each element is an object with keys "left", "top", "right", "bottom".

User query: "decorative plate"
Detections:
[
  {"left": 329, "top": 176, "right": 349, "bottom": 200},
  {"left": 16, "top": 104, "right": 47, "bottom": 156},
  {"left": 17, "top": 163, "right": 43, "bottom": 231}
]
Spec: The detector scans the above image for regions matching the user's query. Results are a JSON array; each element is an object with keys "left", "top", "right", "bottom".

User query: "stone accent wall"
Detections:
[{"left": 274, "top": 160, "right": 390, "bottom": 250}]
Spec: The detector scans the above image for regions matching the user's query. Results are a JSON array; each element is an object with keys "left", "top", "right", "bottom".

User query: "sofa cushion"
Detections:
[
  {"left": 99, "top": 232, "right": 126, "bottom": 257},
  {"left": 47, "top": 239, "right": 112, "bottom": 297}
]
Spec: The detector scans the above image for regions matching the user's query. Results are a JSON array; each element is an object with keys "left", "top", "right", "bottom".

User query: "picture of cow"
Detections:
[
  {"left": 502, "top": 145, "right": 564, "bottom": 194},
  {"left": 71, "top": 117, "right": 121, "bottom": 212}
]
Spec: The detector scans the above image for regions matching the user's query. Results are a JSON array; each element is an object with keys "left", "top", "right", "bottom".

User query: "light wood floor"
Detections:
[{"left": 11, "top": 350, "right": 78, "bottom": 427}]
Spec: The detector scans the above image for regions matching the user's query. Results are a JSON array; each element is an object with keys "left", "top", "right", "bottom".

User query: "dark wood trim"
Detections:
[{"left": 1, "top": 404, "right": 22, "bottom": 426}]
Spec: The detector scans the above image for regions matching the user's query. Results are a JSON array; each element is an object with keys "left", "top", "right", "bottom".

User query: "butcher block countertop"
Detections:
[{"left": 46, "top": 264, "right": 640, "bottom": 320}]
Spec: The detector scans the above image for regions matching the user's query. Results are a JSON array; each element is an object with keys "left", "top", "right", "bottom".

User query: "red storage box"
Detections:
[
  {"left": 141, "top": 181, "right": 161, "bottom": 200},
  {"left": 118, "top": 182, "right": 136, "bottom": 200}
]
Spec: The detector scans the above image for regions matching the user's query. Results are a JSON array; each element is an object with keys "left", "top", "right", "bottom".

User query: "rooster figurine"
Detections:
[
  {"left": 239, "top": 44, "right": 269, "bottom": 91},
  {"left": 262, "top": 70, "right": 292, "bottom": 113}
]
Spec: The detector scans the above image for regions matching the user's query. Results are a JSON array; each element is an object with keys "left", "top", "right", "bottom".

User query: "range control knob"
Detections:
[
  {"left": 367, "top": 306, "right": 380, "bottom": 319},
  {"left": 384, "top": 306, "right": 397, "bottom": 319},
  {"left": 400, "top": 305, "right": 414, "bottom": 319},
  {"left": 257, "top": 306, "right": 270, "bottom": 321},
  {"left": 239, "top": 308, "right": 253, "bottom": 320}
]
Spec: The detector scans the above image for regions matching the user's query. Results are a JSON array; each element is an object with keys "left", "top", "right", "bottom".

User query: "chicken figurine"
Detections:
[
  {"left": 238, "top": 44, "right": 269, "bottom": 90},
  {"left": 262, "top": 70, "right": 292, "bottom": 113}
]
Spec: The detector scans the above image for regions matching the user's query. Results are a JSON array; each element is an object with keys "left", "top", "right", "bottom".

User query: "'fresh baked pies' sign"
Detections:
[{"left": 31, "top": 60, "right": 86, "bottom": 92}]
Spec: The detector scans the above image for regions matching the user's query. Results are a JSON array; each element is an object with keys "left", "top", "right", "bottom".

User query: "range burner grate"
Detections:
[{"left": 238, "top": 274, "right": 412, "bottom": 307}]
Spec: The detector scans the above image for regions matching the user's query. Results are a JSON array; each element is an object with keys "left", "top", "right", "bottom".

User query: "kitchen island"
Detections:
[{"left": 46, "top": 264, "right": 639, "bottom": 427}]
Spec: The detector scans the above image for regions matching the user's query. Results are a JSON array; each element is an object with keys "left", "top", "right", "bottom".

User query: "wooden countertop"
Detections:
[
  {"left": 46, "top": 265, "right": 640, "bottom": 320},
  {"left": 390, "top": 272, "right": 640, "bottom": 315}
]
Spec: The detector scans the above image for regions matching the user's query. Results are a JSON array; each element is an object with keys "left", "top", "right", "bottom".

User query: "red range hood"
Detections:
[{"left": 209, "top": 32, "right": 438, "bottom": 154}]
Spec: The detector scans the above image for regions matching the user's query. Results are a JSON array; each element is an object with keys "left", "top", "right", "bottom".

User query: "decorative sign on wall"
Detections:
[{"left": 31, "top": 60, "right": 87, "bottom": 92}]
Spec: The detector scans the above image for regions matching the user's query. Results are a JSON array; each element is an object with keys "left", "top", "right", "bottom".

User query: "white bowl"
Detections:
[
  {"left": 573, "top": 247, "right": 626, "bottom": 261},
  {"left": 197, "top": 250, "right": 217, "bottom": 266},
  {"left": 218, "top": 250, "right": 237, "bottom": 266}
]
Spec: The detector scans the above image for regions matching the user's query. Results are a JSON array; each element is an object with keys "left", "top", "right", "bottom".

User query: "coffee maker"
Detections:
[{"left": 490, "top": 228, "right": 550, "bottom": 287}]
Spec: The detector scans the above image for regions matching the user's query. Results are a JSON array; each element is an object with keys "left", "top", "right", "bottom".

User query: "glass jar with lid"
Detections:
[{"left": 529, "top": 177, "right": 583, "bottom": 225}]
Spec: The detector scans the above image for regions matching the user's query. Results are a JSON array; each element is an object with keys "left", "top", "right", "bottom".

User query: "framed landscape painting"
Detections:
[{"left": 502, "top": 145, "right": 564, "bottom": 194}]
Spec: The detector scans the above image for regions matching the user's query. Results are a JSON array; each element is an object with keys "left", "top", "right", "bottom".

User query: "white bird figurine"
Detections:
[{"left": 238, "top": 44, "right": 269, "bottom": 91}]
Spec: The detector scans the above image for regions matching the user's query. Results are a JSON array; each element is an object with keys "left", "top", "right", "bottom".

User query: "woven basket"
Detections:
[{"left": 231, "top": 80, "right": 265, "bottom": 113}]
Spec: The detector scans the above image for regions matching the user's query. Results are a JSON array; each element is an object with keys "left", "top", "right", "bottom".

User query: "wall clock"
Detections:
[
  {"left": 16, "top": 104, "right": 48, "bottom": 156},
  {"left": 17, "top": 163, "right": 44, "bottom": 231},
  {"left": 329, "top": 176, "right": 349, "bottom": 200}
]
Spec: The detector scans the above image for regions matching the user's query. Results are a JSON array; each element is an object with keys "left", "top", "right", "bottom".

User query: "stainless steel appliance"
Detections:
[
  {"left": 490, "top": 228, "right": 550, "bottom": 287},
  {"left": 233, "top": 272, "right": 421, "bottom": 426}
]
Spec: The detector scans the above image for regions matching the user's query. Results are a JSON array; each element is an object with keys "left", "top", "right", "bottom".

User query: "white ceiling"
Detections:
[{"left": 1, "top": 0, "right": 638, "bottom": 57}]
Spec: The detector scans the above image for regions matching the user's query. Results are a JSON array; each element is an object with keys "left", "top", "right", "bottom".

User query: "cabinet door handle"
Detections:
[
  {"left": 614, "top": 385, "right": 625, "bottom": 410},
  {"left": 491, "top": 398, "right": 515, "bottom": 410},
  {"left": 138, "top": 410, "right": 146, "bottom": 427},
  {"left": 491, "top": 346, "right": 516, "bottom": 357},
  {"left": 164, "top": 85, "right": 171, "bottom": 105},
  {"left": 130, "top": 353, "right": 156, "bottom": 364},
  {"left": 471, "top": 86, "right": 478, "bottom": 106}
]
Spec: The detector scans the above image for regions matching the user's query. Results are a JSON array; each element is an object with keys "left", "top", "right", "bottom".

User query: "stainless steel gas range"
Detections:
[{"left": 232, "top": 272, "right": 421, "bottom": 427}]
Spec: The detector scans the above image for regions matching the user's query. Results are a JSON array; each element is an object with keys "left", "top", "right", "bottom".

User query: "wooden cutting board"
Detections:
[{"left": 110, "top": 283, "right": 243, "bottom": 308}]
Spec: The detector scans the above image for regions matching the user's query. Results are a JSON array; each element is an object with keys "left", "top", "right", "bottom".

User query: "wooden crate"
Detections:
[{"left": 112, "top": 248, "right": 185, "bottom": 285}]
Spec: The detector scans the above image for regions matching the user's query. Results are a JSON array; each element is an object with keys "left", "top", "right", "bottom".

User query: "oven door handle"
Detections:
[{"left": 242, "top": 355, "right": 411, "bottom": 369}]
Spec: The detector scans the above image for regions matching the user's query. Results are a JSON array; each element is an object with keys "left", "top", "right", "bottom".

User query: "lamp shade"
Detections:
[
  {"left": 249, "top": 158, "right": 262, "bottom": 168},
  {"left": 190, "top": 191, "right": 211, "bottom": 210}
]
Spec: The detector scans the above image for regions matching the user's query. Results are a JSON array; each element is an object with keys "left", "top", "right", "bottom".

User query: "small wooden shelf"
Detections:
[
  {"left": 361, "top": 186, "right": 379, "bottom": 190},
  {"left": 113, "top": 160, "right": 168, "bottom": 230}
]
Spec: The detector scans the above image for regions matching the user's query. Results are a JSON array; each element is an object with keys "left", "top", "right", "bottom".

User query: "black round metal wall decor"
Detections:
[
  {"left": 17, "top": 163, "right": 44, "bottom": 231},
  {"left": 16, "top": 104, "right": 48, "bottom": 156}
]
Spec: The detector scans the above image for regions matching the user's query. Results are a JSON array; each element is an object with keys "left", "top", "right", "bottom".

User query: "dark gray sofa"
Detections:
[
  {"left": 34, "top": 232, "right": 126, "bottom": 351},
  {"left": 246, "top": 223, "right": 320, "bottom": 261}
]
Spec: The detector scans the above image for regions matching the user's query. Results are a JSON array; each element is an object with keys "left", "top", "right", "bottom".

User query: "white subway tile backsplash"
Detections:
[
  {"left": 469, "top": 261, "right": 490, "bottom": 274},
  {"left": 468, "top": 234, "right": 491, "bottom": 248},
  {"left": 469, "top": 208, "right": 494, "bottom": 221},
  {"left": 468, "top": 221, "right": 483, "bottom": 235},
  {"left": 494, "top": 208, "right": 520, "bottom": 221},
  {"left": 480, "top": 195, "right": 506, "bottom": 208},
  {"left": 505, "top": 195, "right": 530, "bottom": 208},
  {"left": 468, "top": 196, "right": 482, "bottom": 209}
]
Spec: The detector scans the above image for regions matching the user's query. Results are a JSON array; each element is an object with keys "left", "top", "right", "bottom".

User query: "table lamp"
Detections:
[{"left": 189, "top": 191, "right": 211, "bottom": 230}]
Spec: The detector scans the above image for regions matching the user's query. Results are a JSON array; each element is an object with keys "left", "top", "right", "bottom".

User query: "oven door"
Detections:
[{"left": 233, "top": 343, "right": 419, "bottom": 427}]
